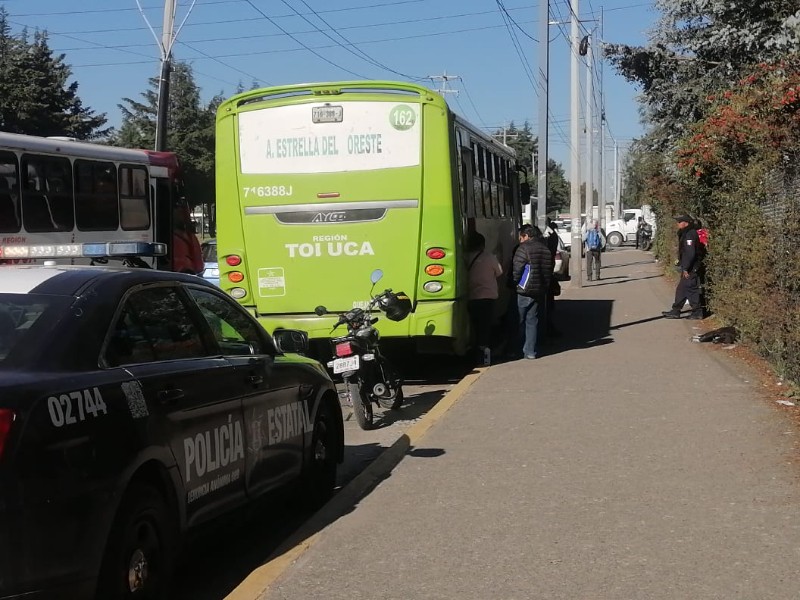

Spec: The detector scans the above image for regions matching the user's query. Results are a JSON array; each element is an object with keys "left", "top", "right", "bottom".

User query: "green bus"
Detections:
[{"left": 215, "top": 81, "right": 529, "bottom": 355}]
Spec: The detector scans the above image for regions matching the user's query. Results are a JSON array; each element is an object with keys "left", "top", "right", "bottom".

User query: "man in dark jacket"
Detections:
[
  {"left": 512, "top": 224, "right": 554, "bottom": 359},
  {"left": 662, "top": 215, "right": 704, "bottom": 320}
]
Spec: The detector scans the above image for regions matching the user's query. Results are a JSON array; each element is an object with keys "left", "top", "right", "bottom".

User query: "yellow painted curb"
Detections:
[{"left": 225, "top": 367, "right": 485, "bottom": 600}]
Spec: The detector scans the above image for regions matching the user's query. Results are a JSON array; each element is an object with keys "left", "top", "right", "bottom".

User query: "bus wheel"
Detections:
[{"left": 97, "top": 484, "right": 175, "bottom": 600}]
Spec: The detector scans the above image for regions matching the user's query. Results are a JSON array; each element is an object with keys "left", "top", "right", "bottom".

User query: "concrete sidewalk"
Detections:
[{"left": 258, "top": 249, "right": 800, "bottom": 599}]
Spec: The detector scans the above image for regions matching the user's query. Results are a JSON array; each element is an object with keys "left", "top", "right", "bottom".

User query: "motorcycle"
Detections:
[
  {"left": 639, "top": 223, "right": 653, "bottom": 251},
  {"left": 315, "top": 269, "right": 412, "bottom": 430}
]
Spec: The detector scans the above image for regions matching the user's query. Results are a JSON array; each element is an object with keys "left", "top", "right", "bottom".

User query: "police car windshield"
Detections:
[{"left": 0, "top": 294, "right": 66, "bottom": 363}]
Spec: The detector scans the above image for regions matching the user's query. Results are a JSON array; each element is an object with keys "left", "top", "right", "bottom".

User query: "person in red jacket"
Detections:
[{"left": 171, "top": 201, "right": 204, "bottom": 274}]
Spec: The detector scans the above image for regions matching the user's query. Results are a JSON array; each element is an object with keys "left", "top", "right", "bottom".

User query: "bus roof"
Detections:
[
  {"left": 0, "top": 132, "right": 151, "bottom": 164},
  {"left": 219, "top": 80, "right": 447, "bottom": 114}
]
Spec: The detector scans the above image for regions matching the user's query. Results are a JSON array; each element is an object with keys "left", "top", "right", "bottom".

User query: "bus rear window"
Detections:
[
  {"left": 238, "top": 101, "right": 421, "bottom": 175},
  {"left": 120, "top": 165, "right": 150, "bottom": 230},
  {"left": 75, "top": 159, "right": 119, "bottom": 231},
  {"left": 0, "top": 152, "right": 20, "bottom": 234},
  {"left": 21, "top": 154, "right": 74, "bottom": 233}
]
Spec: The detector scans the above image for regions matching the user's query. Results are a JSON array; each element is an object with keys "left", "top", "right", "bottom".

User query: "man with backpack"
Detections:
[
  {"left": 583, "top": 219, "right": 606, "bottom": 281},
  {"left": 512, "top": 224, "right": 554, "bottom": 360},
  {"left": 662, "top": 215, "right": 705, "bottom": 320}
]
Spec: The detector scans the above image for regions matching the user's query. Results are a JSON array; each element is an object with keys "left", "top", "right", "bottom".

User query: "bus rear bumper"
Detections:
[{"left": 254, "top": 300, "right": 469, "bottom": 352}]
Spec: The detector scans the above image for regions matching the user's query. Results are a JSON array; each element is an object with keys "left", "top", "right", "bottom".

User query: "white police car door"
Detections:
[
  {"left": 185, "top": 287, "right": 304, "bottom": 498},
  {"left": 103, "top": 285, "right": 247, "bottom": 526}
]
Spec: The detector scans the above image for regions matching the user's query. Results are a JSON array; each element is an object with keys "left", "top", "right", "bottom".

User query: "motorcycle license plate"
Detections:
[{"left": 332, "top": 355, "right": 359, "bottom": 374}]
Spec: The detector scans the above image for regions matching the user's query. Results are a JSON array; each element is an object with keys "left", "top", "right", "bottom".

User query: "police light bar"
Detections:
[{"left": 0, "top": 241, "right": 167, "bottom": 260}]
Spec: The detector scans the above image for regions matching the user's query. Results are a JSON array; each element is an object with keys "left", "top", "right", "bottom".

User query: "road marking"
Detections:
[{"left": 224, "top": 368, "right": 485, "bottom": 600}]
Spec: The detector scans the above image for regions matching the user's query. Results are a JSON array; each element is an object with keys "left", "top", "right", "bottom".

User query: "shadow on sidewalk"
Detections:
[
  {"left": 589, "top": 274, "right": 662, "bottom": 287},
  {"left": 546, "top": 298, "right": 614, "bottom": 355}
]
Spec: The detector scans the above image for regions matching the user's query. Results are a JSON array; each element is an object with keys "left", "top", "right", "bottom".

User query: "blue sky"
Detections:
[{"left": 2, "top": 0, "right": 655, "bottom": 168}]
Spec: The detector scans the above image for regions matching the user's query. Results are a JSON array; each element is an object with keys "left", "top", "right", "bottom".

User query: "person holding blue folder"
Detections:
[{"left": 511, "top": 224, "right": 554, "bottom": 359}]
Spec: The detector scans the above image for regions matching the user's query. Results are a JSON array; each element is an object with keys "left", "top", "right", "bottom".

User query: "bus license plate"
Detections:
[
  {"left": 312, "top": 105, "right": 343, "bottom": 123},
  {"left": 332, "top": 355, "right": 359, "bottom": 374}
]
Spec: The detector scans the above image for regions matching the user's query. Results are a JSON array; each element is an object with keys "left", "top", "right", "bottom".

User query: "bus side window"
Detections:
[
  {"left": 21, "top": 154, "right": 74, "bottom": 232},
  {"left": 119, "top": 165, "right": 150, "bottom": 230},
  {"left": 75, "top": 159, "right": 119, "bottom": 231},
  {"left": 0, "top": 152, "right": 20, "bottom": 234}
]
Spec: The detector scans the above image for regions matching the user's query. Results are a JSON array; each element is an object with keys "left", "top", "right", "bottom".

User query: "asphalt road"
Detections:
[{"left": 172, "top": 354, "right": 470, "bottom": 600}]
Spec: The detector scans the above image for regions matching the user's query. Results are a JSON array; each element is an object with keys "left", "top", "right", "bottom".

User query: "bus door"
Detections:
[{"left": 152, "top": 177, "right": 173, "bottom": 270}]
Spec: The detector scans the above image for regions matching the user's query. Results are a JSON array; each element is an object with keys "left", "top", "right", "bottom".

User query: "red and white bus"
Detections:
[{"left": 0, "top": 132, "right": 202, "bottom": 272}]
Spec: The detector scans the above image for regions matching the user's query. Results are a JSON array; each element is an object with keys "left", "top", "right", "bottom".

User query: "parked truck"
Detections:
[{"left": 604, "top": 205, "right": 656, "bottom": 247}]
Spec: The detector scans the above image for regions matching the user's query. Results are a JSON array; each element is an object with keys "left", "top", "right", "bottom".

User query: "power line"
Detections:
[
  {"left": 241, "top": 0, "right": 368, "bottom": 79},
  {"left": 495, "top": 0, "right": 537, "bottom": 42},
  {"left": 10, "top": 0, "right": 425, "bottom": 19},
  {"left": 53, "top": 7, "right": 533, "bottom": 53},
  {"left": 8, "top": 0, "right": 243, "bottom": 17},
  {"left": 66, "top": 20, "right": 542, "bottom": 67},
  {"left": 460, "top": 80, "right": 488, "bottom": 129},
  {"left": 494, "top": 0, "right": 537, "bottom": 90},
  {"left": 280, "top": 0, "right": 427, "bottom": 80}
]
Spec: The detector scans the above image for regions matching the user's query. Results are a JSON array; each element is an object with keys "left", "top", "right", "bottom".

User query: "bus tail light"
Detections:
[
  {"left": 230, "top": 288, "right": 247, "bottom": 299},
  {"left": 426, "top": 248, "right": 446, "bottom": 260},
  {"left": 423, "top": 281, "right": 443, "bottom": 293},
  {"left": 226, "top": 255, "right": 242, "bottom": 267},
  {"left": 0, "top": 409, "right": 16, "bottom": 461},
  {"left": 228, "top": 271, "right": 244, "bottom": 283},
  {"left": 425, "top": 265, "right": 445, "bottom": 276}
]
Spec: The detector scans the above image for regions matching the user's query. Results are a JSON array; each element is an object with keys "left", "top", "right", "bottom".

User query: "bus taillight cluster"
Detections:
[
  {"left": 423, "top": 247, "right": 447, "bottom": 293},
  {"left": 225, "top": 254, "right": 247, "bottom": 298}
]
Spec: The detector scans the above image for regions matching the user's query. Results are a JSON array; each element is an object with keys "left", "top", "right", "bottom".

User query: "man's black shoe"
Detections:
[
  {"left": 688, "top": 310, "right": 705, "bottom": 320},
  {"left": 662, "top": 310, "right": 681, "bottom": 319}
]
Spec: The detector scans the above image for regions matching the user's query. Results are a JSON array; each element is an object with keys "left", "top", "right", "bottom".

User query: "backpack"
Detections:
[
  {"left": 586, "top": 229, "right": 601, "bottom": 250},
  {"left": 697, "top": 228, "right": 709, "bottom": 248}
]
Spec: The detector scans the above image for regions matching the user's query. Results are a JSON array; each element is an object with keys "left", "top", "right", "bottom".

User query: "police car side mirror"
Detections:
[{"left": 272, "top": 329, "right": 309, "bottom": 355}]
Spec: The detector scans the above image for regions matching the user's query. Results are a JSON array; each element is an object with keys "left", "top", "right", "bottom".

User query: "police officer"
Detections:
[{"left": 662, "top": 215, "right": 704, "bottom": 320}]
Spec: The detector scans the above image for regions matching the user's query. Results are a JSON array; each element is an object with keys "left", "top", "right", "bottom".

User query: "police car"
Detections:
[{"left": 0, "top": 243, "right": 343, "bottom": 599}]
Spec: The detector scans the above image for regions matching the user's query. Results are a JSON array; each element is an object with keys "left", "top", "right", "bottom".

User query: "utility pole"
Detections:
[
  {"left": 614, "top": 140, "right": 620, "bottom": 216},
  {"left": 569, "top": 0, "right": 583, "bottom": 287},
  {"left": 428, "top": 72, "right": 461, "bottom": 97},
  {"left": 155, "top": 0, "right": 177, "bottom": 152},
  {"left": 598, "top": 7, "right": 606, "bottom": 231},
  {"left": 536, "top": 0, "right": 550, "bottom": 231},
  {"left": 584, "top": 33, "right": 594, "bottom": 227}
]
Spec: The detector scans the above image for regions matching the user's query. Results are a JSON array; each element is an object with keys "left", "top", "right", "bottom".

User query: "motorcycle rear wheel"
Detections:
[{"left": 347, "top": 381, "right": 374, "bottom": 430}]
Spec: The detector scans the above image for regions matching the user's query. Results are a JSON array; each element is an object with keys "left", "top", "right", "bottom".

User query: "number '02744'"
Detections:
[
  {"left": 47, "top": 387, "right": 109, "bottom": 427},
  {"left": 243, "top": 186, "right": 293, "bottom": 198}
]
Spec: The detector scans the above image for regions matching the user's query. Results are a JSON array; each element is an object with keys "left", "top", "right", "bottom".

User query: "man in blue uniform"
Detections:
[{"left": 662, "top": 215, "right": 704, "bottom": 320}]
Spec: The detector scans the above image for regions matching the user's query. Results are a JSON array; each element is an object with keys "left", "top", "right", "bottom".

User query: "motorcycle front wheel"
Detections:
[{"left": 347, "top": 381, "right": 374, "bottom": 430}]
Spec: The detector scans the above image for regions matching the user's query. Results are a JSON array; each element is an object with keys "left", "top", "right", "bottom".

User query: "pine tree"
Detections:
[
  {"left": 115, "top": 62, "right": 218, "bottom": 209},
  {"left": 499, "top": 122, "right": 570, "bottom": 215},
  {"left": 0, "top": 9, "right": 107, "bottom": 138}
]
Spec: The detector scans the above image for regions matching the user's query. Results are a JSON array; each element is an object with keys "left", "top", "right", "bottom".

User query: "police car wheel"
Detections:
[
  {"left": 98, "top": 484, "right": 174, "bottom": 599},
  {"left": 302, "top": 400, "right": 338, "bottom": 507},
  {"left": 348, "top": 382, "right": 374, "bottom": 430}
]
